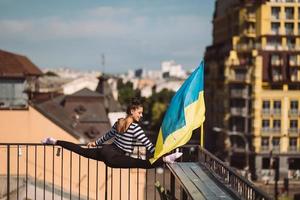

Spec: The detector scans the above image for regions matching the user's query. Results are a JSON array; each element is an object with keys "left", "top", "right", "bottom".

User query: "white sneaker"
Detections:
[
  {"left": 163, "top": 152, "right": 183, "bottom": 164},
  {"left": 41, "top": 137, "right": 57, "bottom": 145}
]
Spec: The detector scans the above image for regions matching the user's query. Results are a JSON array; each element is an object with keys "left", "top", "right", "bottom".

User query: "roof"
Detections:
[
  {"left": 0, "top": 49, "right": 43, "bottom": 77},
  {"left": 32, "top": 88, "right": 111, "bottom": 141}
]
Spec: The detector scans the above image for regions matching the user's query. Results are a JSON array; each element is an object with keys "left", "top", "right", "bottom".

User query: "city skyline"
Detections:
[{"left": 0, "top": 0, "right": 214, "bottom": 73}]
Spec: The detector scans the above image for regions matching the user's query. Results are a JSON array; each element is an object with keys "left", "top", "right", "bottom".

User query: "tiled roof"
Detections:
[
  {"left": 0, "top": 49, "right": 43, "bottom": 77},
  {"left": 32, "top": 88, "right": 111, "bottom": 141}
]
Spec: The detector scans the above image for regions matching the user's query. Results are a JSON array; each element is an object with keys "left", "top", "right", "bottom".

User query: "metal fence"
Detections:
[
  {"left": 0, "top": 143, "right": 199, "bottom": 200},
  {"left": 198, "top": 147, "right": 272, "bottom": 200}
]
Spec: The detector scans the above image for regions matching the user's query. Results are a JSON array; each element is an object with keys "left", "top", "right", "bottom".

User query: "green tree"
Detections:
[
  {"left": 143, "top": 88, "right": 175, "bottom": 131},
  {"left": 151, "top": 102, "right": 167, "bottom": 131},
  {"left": 117, "top": 79, "right": 140, "bottom": 108}
]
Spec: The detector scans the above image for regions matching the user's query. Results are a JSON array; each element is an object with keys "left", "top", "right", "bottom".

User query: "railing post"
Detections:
[
  {"left": 7, "top": 145, "right": 10, "bottom": 200},
  {"left": 170, "top": 172, "right": 175, "bottom": 198}
]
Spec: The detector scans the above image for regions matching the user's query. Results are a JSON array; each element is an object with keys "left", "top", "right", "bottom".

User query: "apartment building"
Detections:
[{"left": 205, "top": 0, "right": 300, "bottom": 180}]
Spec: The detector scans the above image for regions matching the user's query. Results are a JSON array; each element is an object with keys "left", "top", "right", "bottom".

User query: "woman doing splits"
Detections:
[{"left": 42, "top": 98, "right": 182, "bottom": 168}]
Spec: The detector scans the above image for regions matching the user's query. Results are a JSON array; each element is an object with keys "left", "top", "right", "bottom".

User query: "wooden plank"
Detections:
[
  {"left": 179, "top": 163, "right": 218, "bottom": 199},
  {"left": 189, "top": 162, "right": 234, "bottom": 200},
  {"left": 168, "top": 163, "right": 206, "bottom": 200}
]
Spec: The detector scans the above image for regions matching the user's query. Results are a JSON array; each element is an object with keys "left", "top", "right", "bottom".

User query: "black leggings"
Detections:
[{"left": 56, "top": 140, "right": 163, "bottom": 169}]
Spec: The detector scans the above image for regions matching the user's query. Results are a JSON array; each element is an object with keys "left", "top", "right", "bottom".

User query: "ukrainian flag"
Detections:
[{"left": 150, "top": 61, "right": 205, "bottom": 164}]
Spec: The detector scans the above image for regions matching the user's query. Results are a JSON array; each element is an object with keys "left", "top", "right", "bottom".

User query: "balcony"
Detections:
[
  {"left": 288, "top": 170, "right": 300, "bottom": 180},
  {"left": 289, "top": 109, "right": 299, "bottom": 117},
  {"left": 272, "top": 109, "right": 281, "bottom": 117},
  {"left": 236, "top": 44, "right": 253, "bottom": 52},
  {"left": 230, "top": 89, "right": 249, "bottom": 98},
  {"left": 260, "top": 145, "right": 270, "bottom": 152},
  {"left": 270, "top": 59, "right": 282, "bottom": 66},
  {"left": 291, "top": 73, "right": 300, "bottom": 82},
  {"left": 261, "top": 109, "right": 271, "bottom": 117},
  {"left": 230, "top": 107, "right": 248, "bottom": 117},
  {"left": 0, "top": 144, "right": 195, "bottom": 200},
  {"left": 289, "top": 56, "right": 298, "bottom": 66},
  {"left": 245, "top": 13, "right": 256, "bottom": 22},
  {"left": 288, "top": 128, "right": 299, "bottom": 136},
  {"left": 243, "top": 28, "right": 256, "bottom": 37},
  {"left": 272, "top": 128, "right": 281, "bottom": 134},
  {"left": 261, "top": 128, "right": 271, "bottom": 136},
  {"left": 288, "top": 146, "right": 299, "bottom": 152},
  {"left": 0, "top": 143, "right": 271, "bottom": 200}
]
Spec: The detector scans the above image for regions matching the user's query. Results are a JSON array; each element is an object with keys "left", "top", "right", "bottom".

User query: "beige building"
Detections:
[{"left": 205, "top": 0, "right": 300, "bottom": 181}]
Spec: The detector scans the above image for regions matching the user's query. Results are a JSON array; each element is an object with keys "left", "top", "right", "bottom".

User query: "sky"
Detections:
[{"left": 0, "top": 0, "right": 215, "bottom": 74}]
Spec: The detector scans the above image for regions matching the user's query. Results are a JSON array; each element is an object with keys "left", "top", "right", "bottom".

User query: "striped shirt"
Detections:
[{"left": 95, "top": 122, "right": 155, "bottom": 154}]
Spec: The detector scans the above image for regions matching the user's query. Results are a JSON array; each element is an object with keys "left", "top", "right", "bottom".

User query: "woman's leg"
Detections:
[
  {"left": 103, "top": 145, "right": 164, "bottom": 169},
  {"left": 106, "top": 155, "right": 164, "bottom": 169},
  {"left": 56, "top": 140, "right": 105, "bottom": 161}
]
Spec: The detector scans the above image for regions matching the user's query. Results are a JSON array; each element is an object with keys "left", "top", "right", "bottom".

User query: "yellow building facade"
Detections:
[{"left": 205, "top": 0, "right": 300, "bottom": 181}]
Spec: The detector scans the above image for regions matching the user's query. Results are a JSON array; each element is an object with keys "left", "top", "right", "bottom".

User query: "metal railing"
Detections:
[
  {"left": 198, "top": 147, "right": 272, "bottom": 200},
  {"left": 0, "top": 143, "right": 201, "bottom": 200},
  {"left": 0, "top": 143, "right": 172, "bottom": 200}
]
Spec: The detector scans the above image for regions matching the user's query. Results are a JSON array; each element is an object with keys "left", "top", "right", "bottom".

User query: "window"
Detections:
[
  {"left": 271, "top": 7, "right": 280, "bottom": 20},
  {"left": 290, "top": 120, "right": 298, "bottom": 128},
  {"left": 272, "top": 68, "right": 282, "bottom": 81},
  {"left": 285, "top": 23, "right": 294, "bottom": 35},
  {"left": 289, "top": 138, "right": 297, "bottom": 151},
  {"left": 267, "top": 38, "right": 281, "bottom": 49},
  {"left": 287, "top": 38, "right": 295, "bottom": 49},
  {"left": 274, "top": 101, "right": 281, "bottom": 109},
  {"left": 262, "top": 157, "right": 271, "bottom": 169},
  {"left": 271, "top": 22, "right": 280, "bottom": 34},
  {"left": 263, "top": 100, "right": 270, "bottom": 109},
  {"left": 290, "top": 55, "right": 297, "bottom": 65},
  {"left": 290, "top": 100, "right": 298, "bottom": 110},
  {"left": 285, "top": 7, "right": 294, "bottom": 20},
  {"left": 262, "top": 120, "right": 270, "bottom": 128},
  {"left": 271, "top": 54, "right": 281, "bottom": 65},
  {"left": 272, "top": 137, "right": 280, "bottom": 148},
  {"left": 261, "top": 137, "right": 269, "bottom": 149},
  {"left": 273, "top": 119, "right": 281, "bottom": 129}
]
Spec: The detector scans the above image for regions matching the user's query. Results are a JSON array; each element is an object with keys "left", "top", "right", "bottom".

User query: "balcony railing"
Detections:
[
  {"left": 261, "top": 128, "right": 271, "bottom": 135},
  {"left": 198, "top": 148, "right": 271, "bottom": 200},
  {"left": 289, "top": 109, "right": 299, "bottom": 117},
  {"left": 272, "top": 109, "right": 281, "bottom": 117},
  {"left": 288, "top": 128, "right": 299, "bottom": 136},
  {"left": 261, "top": 109, "right": 271, "bottom": 116},
  {"left": 288, "top": 146, "right": 299, "bottom": 152},
  {"left": 230, "top": 89, "right": 249, "bottom": 98},
  {"left": 230, "top": 107, "right": 248, "bottom": 117},
  {"left": 1, "top": 143, "right": 201, "bottom": 200}
]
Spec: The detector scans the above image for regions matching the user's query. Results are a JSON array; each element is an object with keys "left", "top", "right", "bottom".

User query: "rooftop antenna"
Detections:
[{"left": 101, "top": 53, "right": 105, "bottom": 74}]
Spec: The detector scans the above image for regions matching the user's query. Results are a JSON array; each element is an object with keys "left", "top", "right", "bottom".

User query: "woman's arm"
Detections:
[
  {"left": 133, "top": 125, "right": 155, "bottom": 154},
  {"left": 95, "top": 124, "right": 117, "bottom": 146}
]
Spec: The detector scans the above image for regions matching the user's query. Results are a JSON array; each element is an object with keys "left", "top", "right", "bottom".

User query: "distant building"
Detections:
[
  {"left": 161, "top": 60, "right": 187, "bottom": 79},
  {"left": 205, "top": 0, "right": 300, "bottom": 181},
  {"left": 0, "top": 49, "right": 43, "bottom": 108},
  {"left": 155, "top": 80, "right": 184, "bottom": 93},
  {"left": 62, "top": 76, "right": 99, "bottom": 95}
]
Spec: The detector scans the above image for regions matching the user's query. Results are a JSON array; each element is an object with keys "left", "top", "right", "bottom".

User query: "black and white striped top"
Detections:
[{"left": 95, "top": 122, "right": 155, "bottom": 154}]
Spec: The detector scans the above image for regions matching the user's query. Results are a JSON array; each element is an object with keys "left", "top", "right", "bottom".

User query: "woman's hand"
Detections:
[{"left": 87, "top": 141, "right": 97, "bottom": 148}]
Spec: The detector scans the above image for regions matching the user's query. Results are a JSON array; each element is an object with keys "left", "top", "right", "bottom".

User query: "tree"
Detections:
[{"left": 117, "top": 79, "right": 140, "bottom": 108}]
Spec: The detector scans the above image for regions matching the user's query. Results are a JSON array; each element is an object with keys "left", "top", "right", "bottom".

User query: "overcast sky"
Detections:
[{"left": 0, "top": 0, "right": 215, "bottom": 73}]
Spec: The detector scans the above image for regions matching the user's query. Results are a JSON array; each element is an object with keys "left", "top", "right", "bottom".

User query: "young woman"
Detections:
[{"left": 42, "top": 98, "right": 182, "bottom": 168}]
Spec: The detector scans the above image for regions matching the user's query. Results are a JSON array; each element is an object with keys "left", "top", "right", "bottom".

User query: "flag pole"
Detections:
[{"left": 200, "top": 125, "right": 204, "bottom": 147}]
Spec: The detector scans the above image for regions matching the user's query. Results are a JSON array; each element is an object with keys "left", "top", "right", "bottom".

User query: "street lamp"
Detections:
[{"left": 213, "top": 127, "right": 250, "bottom": 177}]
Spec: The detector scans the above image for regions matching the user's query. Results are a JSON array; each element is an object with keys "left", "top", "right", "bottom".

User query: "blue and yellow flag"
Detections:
[{"left": 150, "top": 61, "right": 205, "bottom": 164}]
